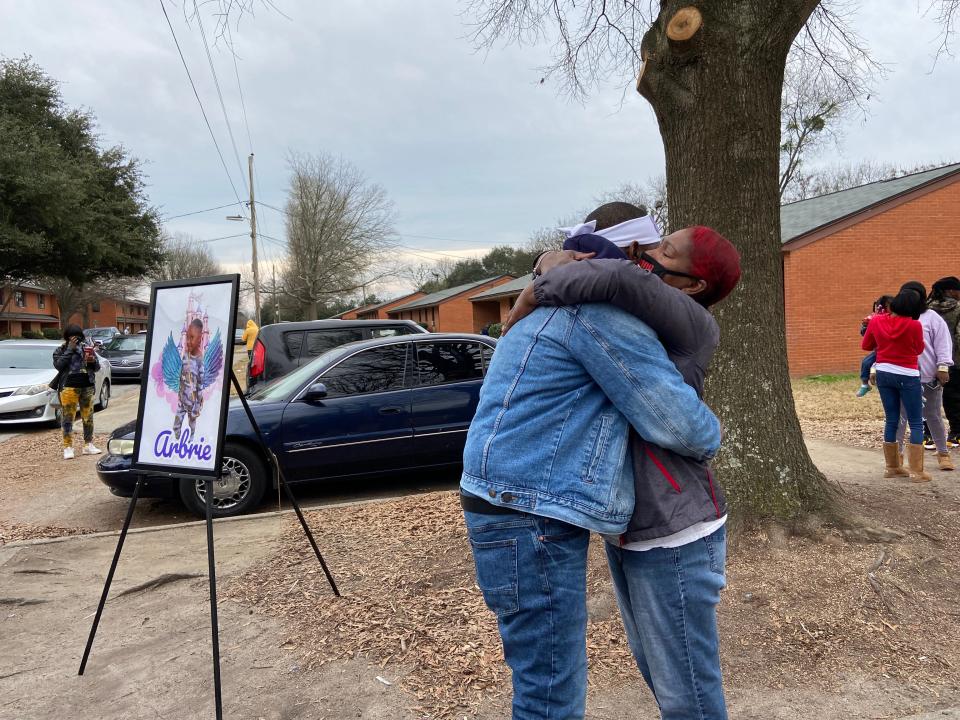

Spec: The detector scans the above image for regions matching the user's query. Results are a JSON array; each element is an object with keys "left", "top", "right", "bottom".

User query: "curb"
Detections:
[{"left": 1, "top": 492, "right": 409, "bottom": 550}]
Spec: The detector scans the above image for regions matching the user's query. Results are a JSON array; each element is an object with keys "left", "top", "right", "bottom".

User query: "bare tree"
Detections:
[
  {"left": 596, "top": 176, "right": 669, "bottom": 231},
  {"left": 464, "top": 0, "right": 959, "bottom": 528},
  {"left": 783, "top": 159, "right": 948, "bottom": 202},
  {"left": 281, "top": 152, "right": 397, "bottom": 320},
  {"left": 153, "top": 232, "right": 224, "bottom": 281}
]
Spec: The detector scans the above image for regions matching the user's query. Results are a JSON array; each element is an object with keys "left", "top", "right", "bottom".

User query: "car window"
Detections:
[
  {"left": 370, "top": 327, "right": 405, "bottom": 339},
  {"left": 414, "top": 342, "right": 484, "bottom": 386},
  {"left": 481, "top": 344, "right": 494, "bottom": 373},
  {"left": 248, "top": 343, "right": 359, "bottom": 402},
  {"left": 320, "top": 344, "right": 408, "bottom": 398},
  {"left": 106, "top": 336, "right": 146, "bottom": 351},
  {"left": 305, "top": 328, "right": 365, "bottom": 356},
  {"left": 283, "top": 331, "right": 305, "bottom": 361}
]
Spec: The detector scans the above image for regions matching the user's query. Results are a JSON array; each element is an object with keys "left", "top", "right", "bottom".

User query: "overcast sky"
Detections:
[{"left": 2, "top": 1, "right": 958, "bottom": 300}]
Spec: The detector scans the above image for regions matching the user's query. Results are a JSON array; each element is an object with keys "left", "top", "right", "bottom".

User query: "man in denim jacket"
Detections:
[
  {"left": 502, "top": 219, "right": 741, "bottom": 720},
  {"left": 460, "top": 209, "right": 727, "bottom": 718}
]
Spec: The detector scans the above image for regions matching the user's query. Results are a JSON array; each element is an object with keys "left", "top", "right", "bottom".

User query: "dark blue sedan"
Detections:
[{"left": 97, "top": 334, "right": 496, "bottom": 517}]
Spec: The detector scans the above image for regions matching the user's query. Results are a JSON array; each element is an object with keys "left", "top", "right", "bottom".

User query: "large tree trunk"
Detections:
[{"left": 639, "top": 0, "right": 837, "bottom": 524}]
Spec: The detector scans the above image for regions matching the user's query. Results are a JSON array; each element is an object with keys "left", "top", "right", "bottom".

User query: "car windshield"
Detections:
[
  {"left": 105, "top": 336, "right": 145, "bottom": 351},
  {"left": 0, "top": 346, "right": 54, "bottom": 370},
  {"left": 247, "top": 343, "right": 359, "bottom": 402}
]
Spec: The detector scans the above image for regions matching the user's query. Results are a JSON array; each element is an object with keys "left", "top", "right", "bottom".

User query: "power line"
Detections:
[
  {"left": 161, "top": 202, "right": 239, "bottom": 221},
  {"left": 196, "top": 232, "right": 249, "bottom": 244},
  {"left": 158, "top": 0, "right": 246, "bottom": 214},
  {"left": 192, "top": 0, "right": 249, "bottom": 197}
]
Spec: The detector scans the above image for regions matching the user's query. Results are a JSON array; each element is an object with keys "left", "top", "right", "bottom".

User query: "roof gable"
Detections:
[
  {"left": 781, "top": 163, "right": 960, "bottom": 245},
  {"left": 390, "top": 276, "right": 513, "bottom": 312},
  {"left": 470, "top": 275, "right": 532, "bottom": 300}
]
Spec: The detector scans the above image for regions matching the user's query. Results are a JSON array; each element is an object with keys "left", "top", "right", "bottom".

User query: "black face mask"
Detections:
[{"left": 638, "top": 251, "right": 701, "bottom": 281}]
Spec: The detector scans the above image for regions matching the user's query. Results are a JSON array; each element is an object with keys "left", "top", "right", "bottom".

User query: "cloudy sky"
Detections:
[{"left": 2, "top": 1, "right": 958, "bottom": 300}]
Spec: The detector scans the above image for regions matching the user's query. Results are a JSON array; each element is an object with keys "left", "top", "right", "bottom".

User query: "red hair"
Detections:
[{"left": 687, "top": 226, "right": 741, "bottom": 307}]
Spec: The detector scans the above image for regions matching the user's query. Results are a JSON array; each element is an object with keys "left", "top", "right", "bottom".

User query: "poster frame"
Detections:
[{"left": 130, "top": 273, "right": 240, "bottom": 479}]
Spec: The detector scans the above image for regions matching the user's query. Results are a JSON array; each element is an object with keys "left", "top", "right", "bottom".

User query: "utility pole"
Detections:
[
  {"left": 272, "top": 263, "right": 280, "bottom": 323},
  {"left": 248, "top": 153, "right": 261, "bottom": 325}
]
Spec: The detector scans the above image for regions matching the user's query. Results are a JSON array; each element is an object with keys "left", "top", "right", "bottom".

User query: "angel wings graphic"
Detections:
[{"left": 150, "top": 328, "right": 225, "bottom": 415}]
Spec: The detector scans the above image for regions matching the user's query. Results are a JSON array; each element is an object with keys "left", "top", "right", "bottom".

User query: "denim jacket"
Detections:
[
  {"left": 534, "top": 259, "right": 727, "bottom": 542},
  {"left": 460, "top": 303, "right": 721, "bottom": 535}
]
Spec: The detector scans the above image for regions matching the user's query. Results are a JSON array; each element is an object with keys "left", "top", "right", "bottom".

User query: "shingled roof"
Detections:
[
  {"left": 781, "top": 163, "right": 960, "bottom": 244},
  {"left": 389, "top": 276, "right": 514, "bottom": 312}
]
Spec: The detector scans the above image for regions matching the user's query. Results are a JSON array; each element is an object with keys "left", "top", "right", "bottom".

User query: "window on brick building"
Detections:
[
  {"left": 14, "top": 291, "right": 25, "bottom": 308},
  {"left": 38, "top": 294, "right": 45, "bottom": 309},
  {"left": 92, "top": 301, "right": 101, "bottom": 313}
]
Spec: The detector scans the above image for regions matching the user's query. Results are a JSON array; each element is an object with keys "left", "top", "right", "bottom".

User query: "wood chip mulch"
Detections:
[
  {"left": 226, "top": 483, "right": 960, "bottom": 719},
  {"left": 224, "top": 492, "right": 634, "bottom": 718}
]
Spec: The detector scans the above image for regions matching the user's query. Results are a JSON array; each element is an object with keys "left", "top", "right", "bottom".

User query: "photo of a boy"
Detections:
[{"left": 173, "top": 318, "right": 205, "bottom": 439}]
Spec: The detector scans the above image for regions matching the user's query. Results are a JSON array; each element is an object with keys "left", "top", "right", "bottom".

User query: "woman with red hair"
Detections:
[{"left": 504, "top": 220, "right": 740, "bottom": 720}]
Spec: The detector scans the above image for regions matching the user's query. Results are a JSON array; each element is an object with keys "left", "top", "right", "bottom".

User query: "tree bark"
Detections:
[{"left": 639, "top": 0, "right": 838, "bottom": 524}]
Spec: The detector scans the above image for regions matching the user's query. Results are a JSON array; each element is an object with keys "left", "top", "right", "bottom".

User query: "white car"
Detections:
[{"left": 0, "top": 340, "right": 112, "bottom": 425}]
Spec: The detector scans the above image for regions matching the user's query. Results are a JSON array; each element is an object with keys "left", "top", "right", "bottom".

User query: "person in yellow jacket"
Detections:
[{"left": 240, "top": 318, "right": 259, "bottom": 362}]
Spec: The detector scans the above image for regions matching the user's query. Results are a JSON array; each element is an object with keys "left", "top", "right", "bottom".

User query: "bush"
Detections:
[
  {"left": 42, "top": 328, "right": 62, "bottom": 339},
  {"left": 487, "top": 323, "right": 503, "bottom": 339},
  {"left": 20, "top": 330, "right": 44, "bottom": 339}
]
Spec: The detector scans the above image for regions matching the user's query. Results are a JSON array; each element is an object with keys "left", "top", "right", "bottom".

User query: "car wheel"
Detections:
[
  {"left": 178, "top": 442, "right": 267, "bottom": 518},
  {"left": 53, "top": 406, "right": 63, "bottom": 426},
  {"left": 96, "top": 380, "right": 111, "bottom": 411}
]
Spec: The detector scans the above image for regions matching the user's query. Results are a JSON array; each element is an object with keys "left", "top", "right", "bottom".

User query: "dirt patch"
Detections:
[
  {"left": 793, "top": 374, "right": 887, "bottom": 449},
  {"left": 225, "top": 483, "right": 960, "bottom": 719}
]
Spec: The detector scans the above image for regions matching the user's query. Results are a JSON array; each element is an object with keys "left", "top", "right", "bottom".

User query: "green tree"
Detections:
[{"left": 0, "top": 57, "right": 163, "bottom": 291}]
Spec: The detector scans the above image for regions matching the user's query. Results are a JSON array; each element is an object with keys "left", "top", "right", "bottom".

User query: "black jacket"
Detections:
[
  {"left": 534, "top": 258, "right": 725, "bottom": 542},
  {"left": 52, "top": 344, "right": 100, "bottom": 390}
]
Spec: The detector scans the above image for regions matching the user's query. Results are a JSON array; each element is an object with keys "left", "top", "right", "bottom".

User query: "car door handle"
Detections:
[{"left": 379, "top": 406, "right": 404, "bottom": 415}]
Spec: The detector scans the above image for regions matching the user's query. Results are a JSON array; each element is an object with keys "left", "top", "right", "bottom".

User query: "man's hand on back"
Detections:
[{"left": 503, "top": 250, "right": 595, "bottom": 335}]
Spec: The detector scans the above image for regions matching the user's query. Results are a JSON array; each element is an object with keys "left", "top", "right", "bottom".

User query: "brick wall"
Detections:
[
  {"left": 357, "top": 292, "right": 427, "bottom": 320},
  {"left": 389, "top": 278, "right": 514, "bottom": 333},
  {"left": 785, "top": 179, "right": 960, "bottom": 376}
]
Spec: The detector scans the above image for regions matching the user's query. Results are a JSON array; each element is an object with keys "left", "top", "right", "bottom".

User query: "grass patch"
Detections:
[{"left": 801, "top": 373, "right": 859, "bottom": 384}]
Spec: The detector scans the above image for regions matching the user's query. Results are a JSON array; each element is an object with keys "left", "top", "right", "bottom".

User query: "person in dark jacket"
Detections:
[
  {"left": 504, "top": 214, "right": 741, "bottom": 720},
  {"left": 52, "top": 324, "right": 101, "bottom": 460},
  {"left": 928, "top": 277, "right": 960, "bottom": 445}
]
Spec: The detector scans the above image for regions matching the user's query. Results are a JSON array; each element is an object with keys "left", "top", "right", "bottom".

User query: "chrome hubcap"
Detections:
[{"left": 194, "top": 456, "right": 251, "bottom": 510}]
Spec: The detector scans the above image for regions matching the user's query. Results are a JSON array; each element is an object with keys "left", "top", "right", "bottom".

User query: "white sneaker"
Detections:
[
  {"left": 83, "top": 443, "right": 102, "bottom": 456},
  {"left": 63, "top": 447, "right": 75, "bottom": 460}
]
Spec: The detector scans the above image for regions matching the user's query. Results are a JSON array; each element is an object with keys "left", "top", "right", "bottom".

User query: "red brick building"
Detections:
[
  {"left": 0, "top": 284, "right": 60, "bottom": 336},
  {"left": 68, "top": 297, "right": 151, "bottom": 334},
  {"left": 783, "top": 163, "right": 960, "bottom": 376},
  {"left": 388, "top": 276, "right": 514, "bottom": 332},
  {"left": 469, "top": 276, "right": 532, "bottom": 332}
]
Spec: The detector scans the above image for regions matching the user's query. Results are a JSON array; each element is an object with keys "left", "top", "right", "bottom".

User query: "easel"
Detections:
[{"left": 78, "top": 371, "right": 339, "bottom": 720}]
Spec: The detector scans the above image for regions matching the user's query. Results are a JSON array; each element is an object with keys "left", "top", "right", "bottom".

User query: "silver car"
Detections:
[{"left": 0, "top": 340, "right": 112, "bottom": 425}]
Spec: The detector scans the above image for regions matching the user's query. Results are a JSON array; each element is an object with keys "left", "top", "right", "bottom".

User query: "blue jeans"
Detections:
[
  {"left": 464, "top": 508, "right": 590, "bottom": 720},
  {"left": 860, "top": 351, "right": 877, "bottom": 384},
  {"left": 606, "top": 527, "right": 728, "bottom": 720},
  {"left": 875, "top": 370, "right": 923, "bottom": 444}
]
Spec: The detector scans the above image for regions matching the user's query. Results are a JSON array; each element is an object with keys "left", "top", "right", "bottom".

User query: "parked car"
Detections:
[
  {"left": 0, "top": 340, "right": 112, "bottom": 425},
  {"left": 97, "top": 333, "right": 147, "bottom": 380},
  {"left": 246, "top": 319, "right": 427, "bottom": 391},
  {"left": 98, "top": 333, "right": 495, "bottom": 517},
  {"left": 84, "top": 327, "right": 120, "bottom": 347}
]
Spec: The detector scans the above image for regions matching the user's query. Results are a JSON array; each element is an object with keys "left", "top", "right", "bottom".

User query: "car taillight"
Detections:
[{"left": 250, "top": 340, "right": 265, "bottom": 377}]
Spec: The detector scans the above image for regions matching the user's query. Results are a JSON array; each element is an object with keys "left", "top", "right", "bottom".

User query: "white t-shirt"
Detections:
[
  {"left": 605, "top": 515, "right": 727, "bottom": 552},
  {"left": 874, "top": 362, "right": 920, "bottom": 377}
]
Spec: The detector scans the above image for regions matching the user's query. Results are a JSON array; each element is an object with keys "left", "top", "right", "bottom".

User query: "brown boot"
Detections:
[
  {"left": 884, "top": 442, "right": 910, "bottom": 477},
  {"left": 937, "top": 452, "right": 955, "bottom": 471},
  {"left": 907, "top": 443, "right": 932, "bottom": 482}
]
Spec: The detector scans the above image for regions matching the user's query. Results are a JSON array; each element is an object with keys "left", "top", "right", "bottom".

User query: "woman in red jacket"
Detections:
[{"left": 862, "top": 285, "right": 928, "bottom": 481}]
